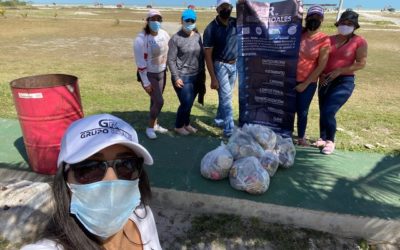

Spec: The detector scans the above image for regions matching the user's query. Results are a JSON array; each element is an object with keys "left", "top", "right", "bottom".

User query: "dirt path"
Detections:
[
  {"left": 152, "top": 205, "right": 367, "bottom": 250},
  {"left": 360, "top": 12, "right": 400, "bottom": 26}
]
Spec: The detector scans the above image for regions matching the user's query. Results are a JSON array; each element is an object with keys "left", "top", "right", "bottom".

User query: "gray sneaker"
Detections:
[
  {"left": 154, "top": 124, "right": 168, "bottom": 133},
  {"left": 146, "top": 128, "right": 157, "bottom": 139}
]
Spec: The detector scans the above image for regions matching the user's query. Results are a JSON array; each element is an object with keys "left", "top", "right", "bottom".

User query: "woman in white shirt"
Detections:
[
  {"left": 21, "top": 114, "right": 162, "bottom": 250},
  {"left": 134, "top": 9, "right": 170, "bottom": 139}
]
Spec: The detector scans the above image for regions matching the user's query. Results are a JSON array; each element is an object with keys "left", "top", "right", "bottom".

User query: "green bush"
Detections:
[{"left": 0, "top": 0, "right": 27, "bottom": 7}]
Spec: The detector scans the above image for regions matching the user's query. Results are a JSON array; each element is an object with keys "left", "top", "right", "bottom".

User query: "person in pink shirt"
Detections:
[
  {"left": 316, "top": 10, "right": 368, "bottom": 154},
  {"left": 295, "top": 5, "right": 330, "bottom": 146}
]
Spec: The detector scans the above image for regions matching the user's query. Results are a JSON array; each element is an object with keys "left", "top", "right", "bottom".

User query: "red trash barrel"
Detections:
[{"left": 10, "top": 74, "right": 84, "bottom": 175}]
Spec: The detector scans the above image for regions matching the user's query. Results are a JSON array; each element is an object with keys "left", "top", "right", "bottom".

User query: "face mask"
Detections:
[
  {"left": 149, "top": 21, "right": 161, "bottom": 32},
  {"left": 69, "top": 179, "right": 141, "bottom": 238},
  {"left": 305, "top": 19, "right": 321, "bottom": 31},
  {"left": 219, "top": 8, "right": 232, "bottom": 19},
  {"left": 183, "top": 22, "right": 196, "bottom": 32},
  {"left": 338, "top": 25, "right": 354, "bottom": 36}
]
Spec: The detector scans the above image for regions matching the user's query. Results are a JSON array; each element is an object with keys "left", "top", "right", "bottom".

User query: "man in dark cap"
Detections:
[{"left": 203, "top": 0, "right": 238, "bottom": 137}]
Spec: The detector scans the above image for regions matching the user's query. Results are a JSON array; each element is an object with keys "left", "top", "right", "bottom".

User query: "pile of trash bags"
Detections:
[{"left": 200, "top": 124, "right": 296, "bottom": 194}]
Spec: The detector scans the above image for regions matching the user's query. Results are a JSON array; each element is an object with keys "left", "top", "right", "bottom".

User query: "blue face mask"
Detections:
[
  {"left": 68, "top": 179, "right": 141, "bottom": 238},
  {"left": 183, "top": 22, "right": 196, "bottom": 32},
  {"left": 149, "top": 21, "right": 161, "bottom": 32}
]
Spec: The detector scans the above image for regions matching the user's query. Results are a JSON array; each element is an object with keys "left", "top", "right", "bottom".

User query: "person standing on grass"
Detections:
[
  {"left": 167, "top": 9, "right": 206, "bottom": 136},
  {"left": 295, "top": 5, "right": 330, "bottom": 146},
  {"left": 203, "top": 0, "right": 238, "bottom": 137},
  {"left": 21, "top": 114, "right": 161, "bottom": 250},
  {"left": 134, "top": 9, "right": 170, "bottom": 139},
  {"left": 317, "top": 10, "right": 368, "bottom": 155}
]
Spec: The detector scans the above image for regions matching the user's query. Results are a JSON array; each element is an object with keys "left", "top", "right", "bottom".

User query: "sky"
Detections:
[{"left": 33, "top": 0, "right": 400, "bottom": 10}]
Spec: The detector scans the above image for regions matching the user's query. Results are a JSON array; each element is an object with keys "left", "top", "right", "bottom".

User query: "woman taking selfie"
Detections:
[{"left": 22, "top": 114, "right": 161, "bottom": 250}]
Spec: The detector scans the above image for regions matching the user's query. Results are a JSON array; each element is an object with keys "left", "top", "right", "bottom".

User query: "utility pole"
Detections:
[{"left": 336, "top": 0, "right": 344, "bottom": 21}]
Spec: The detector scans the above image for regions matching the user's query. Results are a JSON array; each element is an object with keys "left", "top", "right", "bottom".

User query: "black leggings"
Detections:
[{"left": 148, "top": 71, "right": 166, "bottom": 120}]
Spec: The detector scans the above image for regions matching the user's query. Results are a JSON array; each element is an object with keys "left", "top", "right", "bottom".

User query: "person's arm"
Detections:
[
  {"left": 167, "top": 35, "right": 183, "bottom": 88},
  {"left": 323, "top": 39, "right": 368, "bottom": 84},
  {"left": 296, "top": 45, "right": 330, "bottom": 92},
  {"left": 204, "top": 47, "right": 219, "bottom": 89},
  {"left": 133, "top": 35, "right": 152, "bottom": 93},
  {"left": 203, "top": 24, "right": 219, "bottom": 90}
]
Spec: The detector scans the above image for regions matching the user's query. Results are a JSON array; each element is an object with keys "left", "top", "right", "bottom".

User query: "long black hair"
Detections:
[
  {"left": 39, "top": 160, "right": 152, "bottom": 250},
  {"left": 144, "top": 23, "right": 151, "bottom": 35}
]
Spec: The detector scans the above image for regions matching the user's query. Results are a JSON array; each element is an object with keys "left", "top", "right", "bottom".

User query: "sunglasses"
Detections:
[
  {"left": 69, "top": 157, "right": 143, "bottom": 184},
  {"left": 149, "top": 16, "right": 162, "bottom": 22},
  {"left": 184, "top": 18, "right": 196, "bottom": 23}
]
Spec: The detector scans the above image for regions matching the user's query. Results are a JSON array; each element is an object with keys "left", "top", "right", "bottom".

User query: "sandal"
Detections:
[
  {"left": 174, "top": 127, "right": 189, "bottom": 136},
  {"left": 313, "top": 138, "right": 326, "bottom": 148},
  {"left": 184, "top": 125, "right": 198, "bottom": 134},
  {"left": 321, "top": 140, "right": 335, "bottom": 155},
  {"left": 297, "top": 138, "right": 309, "bottom": 146}
]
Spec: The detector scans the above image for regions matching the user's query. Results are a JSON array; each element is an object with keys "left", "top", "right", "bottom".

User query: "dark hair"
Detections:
[
  {"left": 144, "top": 23, "right": 151, "bottom": 34},
  {"left": 39, "top": 160, "right": 152, "bottom": 249}
]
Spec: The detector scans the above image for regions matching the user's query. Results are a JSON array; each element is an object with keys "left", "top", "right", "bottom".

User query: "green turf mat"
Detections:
[
  {"left": 0, "top": 119, "right": 30, "bottom": 171},
  {"left": 1, "top": 118, "right": 399, "bottom": 220},
  {"left": 142, "top": 133, "right": 400, "bottom": 220}
]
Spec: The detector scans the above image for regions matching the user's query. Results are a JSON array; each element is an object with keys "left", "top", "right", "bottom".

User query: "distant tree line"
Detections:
[{"left": 0, "top": 0, "right": 27, "bottom": 6}]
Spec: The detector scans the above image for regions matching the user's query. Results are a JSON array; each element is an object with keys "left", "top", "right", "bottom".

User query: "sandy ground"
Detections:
[
  {"left": 151, "top": 205, "right": 366, "bottom": 250},
  {"left": 360, "top": 12, "right": 400, "bottom": 26}
]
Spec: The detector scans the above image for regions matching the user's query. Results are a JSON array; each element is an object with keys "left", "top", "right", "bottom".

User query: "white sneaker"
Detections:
[
  {"left": 146, "top": 128, "right": 157, "bottom": 139},
  {"left": 154, "top": 124, "right": 168, "bottom": 133}
]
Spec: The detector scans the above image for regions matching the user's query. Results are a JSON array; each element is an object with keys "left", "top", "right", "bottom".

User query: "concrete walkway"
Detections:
[{"left": 1, "top": 118, "right": 400, "bottom": 245}]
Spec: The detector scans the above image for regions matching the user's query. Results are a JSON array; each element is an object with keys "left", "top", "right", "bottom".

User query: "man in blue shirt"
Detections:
[{"left": 203, "top": 0, "right": 238, "bottom": 137}]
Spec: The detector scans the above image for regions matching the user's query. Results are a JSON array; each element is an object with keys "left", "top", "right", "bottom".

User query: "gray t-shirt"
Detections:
[{"left": 167, "top": 30, "right": 205, "bottom": 83}]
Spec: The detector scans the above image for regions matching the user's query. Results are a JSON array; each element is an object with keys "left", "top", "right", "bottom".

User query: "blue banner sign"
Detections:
[{"left": 237, "top": 0, "right": 303, "bottom": 136}]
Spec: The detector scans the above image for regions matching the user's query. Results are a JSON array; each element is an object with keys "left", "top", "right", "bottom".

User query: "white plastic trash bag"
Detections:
[
  {"left": 275, "top": 135, "right": 296, "bottom": 168},
  {"left": 200, "top": 142, "right": 234, "bottom": 180},
  {"left": 259, "top": 151, "right": 280, "bottom": 177},
  {"left": 242, "top": 123, "right": 277, "bottom": 150},
  {"left": 227, "top": 129, "right": 265, "bottom": 160},
  {"left": 229, "top": 156, "right": 270, "bottom": 194}
]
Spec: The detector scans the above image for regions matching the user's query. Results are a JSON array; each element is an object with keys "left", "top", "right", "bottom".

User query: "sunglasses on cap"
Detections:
[
  {"left": 68, "top": 157, "right": 143, "bottom": 184},
  {"left": 184, "top": 18, "right": 196, "bottom": 23}
]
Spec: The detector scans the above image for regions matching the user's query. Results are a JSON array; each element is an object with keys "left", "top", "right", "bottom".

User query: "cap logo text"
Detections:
[
  {"left": 79, "top": 119, "right": 133, "bottom": 141},
  {"left": 99, "top": 119, "right": 119, "bottom": 129}
]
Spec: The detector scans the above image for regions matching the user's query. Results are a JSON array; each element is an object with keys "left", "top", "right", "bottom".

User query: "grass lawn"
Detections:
[{"left": 0, "top": 7, "right": 399, "bottom": 154}]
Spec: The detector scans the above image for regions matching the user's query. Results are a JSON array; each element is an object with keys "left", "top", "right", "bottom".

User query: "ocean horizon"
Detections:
[
  {"left": 31, "top": 2, "right": 391, "bottom": 12},
  {"left": 29, "top": 0, "right": 399, "bottom": 11}
]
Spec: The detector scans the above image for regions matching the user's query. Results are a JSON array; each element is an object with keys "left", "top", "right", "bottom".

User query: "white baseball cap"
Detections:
[
  {"left": 57, "top": 114, "right": 153, "bottom": 169},
  {"left": 217, "top": 0, "right": 231, "bottom": 8},
  {"left": 147, "top": 9, "right": 162, "bottom": 18}
]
